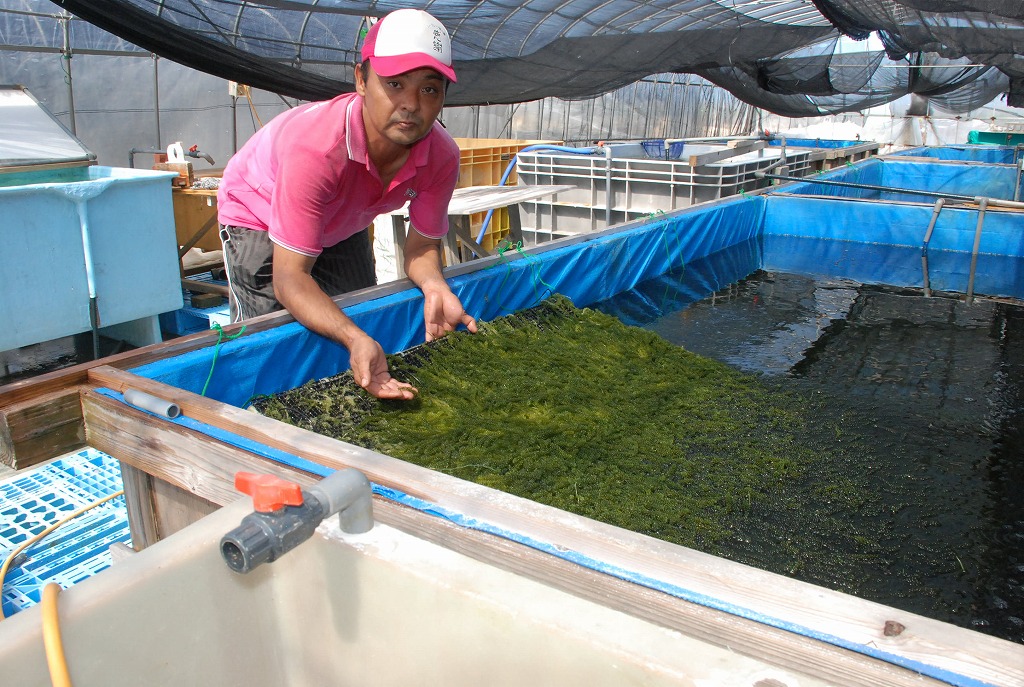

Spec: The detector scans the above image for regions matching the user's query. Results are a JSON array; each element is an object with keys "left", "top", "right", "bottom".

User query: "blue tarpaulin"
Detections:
[
  {"left": 776, "top": 157, "right": 1023, "bottom": 203},
  {"left": 132, "top": 197, "right": 766, "bottom": 406},
  {"left": 889, "top": 145, "right": 1021, "bottom": 165},
  {"left": 132, "top": 156, "right": 1024, "bottom": 408}
]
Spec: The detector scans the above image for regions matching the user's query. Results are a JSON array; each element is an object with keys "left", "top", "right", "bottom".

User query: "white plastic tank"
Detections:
[{"left": 0, "top": 498, "right": 834, "bottom": 686}]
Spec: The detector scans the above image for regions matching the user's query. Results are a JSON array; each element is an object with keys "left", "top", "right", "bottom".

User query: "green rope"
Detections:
[
  {"left": 488, "top": 239, "right": 554, "bottom": 313},
  {"left": 663, "top": 223, "right": 685, "bottom": 271},
  {"left": 200, "top": 322, "right": 246, "bottom": 397},
  {"left": 512, "top": 240, "right": 555, "bottom": 304}
]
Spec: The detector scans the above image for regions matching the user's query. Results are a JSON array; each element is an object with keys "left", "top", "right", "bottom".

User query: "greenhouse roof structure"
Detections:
[{"left": 7, "top": 0, "right": 1023, "bottom": 115}]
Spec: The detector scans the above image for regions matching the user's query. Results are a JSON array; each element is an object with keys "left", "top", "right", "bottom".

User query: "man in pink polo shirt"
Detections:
[{"left": 217, "top": 9, "right": 476, "bottom": 400}]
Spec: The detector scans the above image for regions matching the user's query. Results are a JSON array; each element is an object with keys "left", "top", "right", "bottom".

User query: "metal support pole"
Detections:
[
  {"left": 231, "top": 95, "right": 238, "bottom": 153},
  {"left": 1014, "top": 153, "right": 1023, "bottom": 202},
  {"left": 61, "top": 12, "right": 77, "bottom": 135},
  {"left": 605, "top": 145, "right": 613, "bottom": 227},
  {"left": 756, "top": 172, "right": 978, "bottom": 203},
  {"left": 152, "top": 54, "right": 161, "bottom": 149}
]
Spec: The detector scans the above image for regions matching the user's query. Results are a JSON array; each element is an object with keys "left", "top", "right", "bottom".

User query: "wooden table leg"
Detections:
[
  {"left": 391, "top": 215, "right": 408, "bottom": 278},
  {"left": 508, "top": 204, "right": 524, "bottom": 245},
  {"left": 449, "top": 214, "right": 492, "bottom": 262}
]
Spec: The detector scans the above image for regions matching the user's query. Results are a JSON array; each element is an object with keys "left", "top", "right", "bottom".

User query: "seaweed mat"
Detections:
[{"left": 253, "top": 294, "right": 861, "bottom": 552}]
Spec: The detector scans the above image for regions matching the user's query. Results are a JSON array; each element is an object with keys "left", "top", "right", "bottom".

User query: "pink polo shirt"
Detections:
[{"left": 217, "top": 92, "right": 459, "bottom": 257}]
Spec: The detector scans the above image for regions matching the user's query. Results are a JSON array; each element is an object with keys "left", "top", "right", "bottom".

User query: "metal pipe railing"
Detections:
[
  {"left": 756, "top": 171, "right": 1024, "bottom": 210},
  {"left": 753, "top": 171, "right": 979, "bottom": 203}
]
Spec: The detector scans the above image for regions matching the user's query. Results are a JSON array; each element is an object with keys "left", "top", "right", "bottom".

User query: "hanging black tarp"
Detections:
[{"left": 31, "top": 0, "right": 1023, "bottom": 114}]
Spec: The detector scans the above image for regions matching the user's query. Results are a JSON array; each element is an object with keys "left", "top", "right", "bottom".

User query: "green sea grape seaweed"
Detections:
[{"left": 254, "top": 294, "right": 839, "bottom": 549}]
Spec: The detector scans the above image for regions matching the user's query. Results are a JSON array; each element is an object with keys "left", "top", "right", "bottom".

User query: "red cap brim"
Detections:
[{"left": 369, "top": 53, "right": 457, "bottom": 83}]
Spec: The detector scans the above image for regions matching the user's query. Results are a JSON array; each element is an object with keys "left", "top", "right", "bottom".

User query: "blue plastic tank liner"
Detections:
[
  {"left": 130, "top": 158, "right": 1024, "bottom": 408},
  {"left": 130, "top": 197, "right": 766, "bottom": 407},
  {"left": 763, "top": 193, "right": 1024, "bottom": 255},
  {"left": 608, "top": 238, "right": 765, "bottom": 326},
  {"left": 889, "top": 146, "right": 1018, "bottom": 164},
  {"left": 777, "top": 158, "right": 1023, "bottom": 202},
  {"left": 94, "top": 386, "right": 999, "bottom": 687},
  {"left": 762, "top": 235, "right": 1024, "bottom": 300},
  {"left": 767, "top": 137, "right": 864, "bottom": 149}
]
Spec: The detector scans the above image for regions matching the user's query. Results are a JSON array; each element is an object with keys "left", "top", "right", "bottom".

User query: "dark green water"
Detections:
[{"left": 593, "top": 238, "right": 1024, "bottom": 645}]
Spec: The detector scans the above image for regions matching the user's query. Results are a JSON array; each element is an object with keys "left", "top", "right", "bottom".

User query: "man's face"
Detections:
[{"left": 356, "top": 63, "right": 446, "bottom": 149}]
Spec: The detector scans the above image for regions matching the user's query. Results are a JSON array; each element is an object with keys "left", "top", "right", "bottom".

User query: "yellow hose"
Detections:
[
  {"left": 0, "top": 490, "right": 125, "bottom": 621},
  {"left": 41, "top": 582, "right": 72, "bottom": 687}
]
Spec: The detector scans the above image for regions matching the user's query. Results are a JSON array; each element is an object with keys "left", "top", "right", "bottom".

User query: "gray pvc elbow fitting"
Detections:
[{"left": 306, "top": 468, "right": 374, "bottom": 534}]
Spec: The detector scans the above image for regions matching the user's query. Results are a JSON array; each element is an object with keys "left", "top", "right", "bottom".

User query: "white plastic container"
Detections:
[
  {"left": 0, "top": 498, "right": 835, "bottom": 686},
  {"left": 516, "top": 142, "right": 814, "bottom": 238},
  {"left": 0, "top": 165, "right": 182, "bottom": 351}
]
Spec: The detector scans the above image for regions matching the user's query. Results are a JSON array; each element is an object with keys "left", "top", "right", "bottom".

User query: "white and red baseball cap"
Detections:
[{"left": 362, "top": 9, "right": 457, "bottom": 83}]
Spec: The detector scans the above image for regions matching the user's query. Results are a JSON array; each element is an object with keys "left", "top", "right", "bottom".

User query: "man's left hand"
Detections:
[{"left": 423, "top": 288, "right": 478, "bottom": 342}]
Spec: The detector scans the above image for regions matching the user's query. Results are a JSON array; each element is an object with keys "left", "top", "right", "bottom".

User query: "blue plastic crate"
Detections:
[
  {"left": 640, "top": 139, "right": 684, "bottom": 160},
  {"left": 160, "top": 273, "right": 231, "bottom": 336},
  {"left": 0, "top": 448, "right": 130, "bottom": 617}
]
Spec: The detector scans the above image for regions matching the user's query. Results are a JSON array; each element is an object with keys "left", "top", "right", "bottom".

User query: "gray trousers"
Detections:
[{"left": 219, "top": 225, "right": 376, "bottom": 322}]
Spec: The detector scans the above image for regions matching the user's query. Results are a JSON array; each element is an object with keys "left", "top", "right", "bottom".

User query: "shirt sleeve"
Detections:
[{"left": 407, "top": 143, "right": 460, "bottom": 240}]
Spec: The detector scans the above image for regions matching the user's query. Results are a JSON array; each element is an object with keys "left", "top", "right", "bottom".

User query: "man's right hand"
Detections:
[{"left": 348, "top": 333, "right": 419, "bottom": 400}]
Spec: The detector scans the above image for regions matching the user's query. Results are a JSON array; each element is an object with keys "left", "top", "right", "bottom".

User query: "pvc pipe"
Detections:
[
  {"left": 758, "top": 171, "right": 1024, "bottom": 209},
  {"left": 220, "top": 468, "right": 373, "bottom": 573},
  {"left": 974, "top": 196, "right": 1024, "bottom": 210},
  {"left": 759, "top": 156, "right": 790, "bottom": 177},
  {"left": 966, "top": 197, "right": 988, "bottom": 304},
  {"left": 128, "top": 147, "right": 163, "bottom": 169},
  {"left": 129, "top": 147, "right": 215, "bottom": 168},
  {"left": 920, "top": 198, "right": 945, "bottom": 298},
  {"left": 123, "top": 388, "right": 181, "bottom": 418},
  {"left": 474, "top": 144, "right": 601, "bottom": 245},
  {"left": 921, "top": 198, "right": 945, "bottom": 253},
  {"left": 1011, "top": 155, "right": 1021, "bottom": 202},
  {"left": 152, "top": 54, "right": 161, "bottom": 152}
]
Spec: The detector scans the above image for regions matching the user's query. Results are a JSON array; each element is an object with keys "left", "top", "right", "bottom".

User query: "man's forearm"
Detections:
[
  {"left": 403, "top": 232, "right": 451, "bottom": 296},
  {"left": 274, "top": 270, "right": 367, "bottom": 348}
]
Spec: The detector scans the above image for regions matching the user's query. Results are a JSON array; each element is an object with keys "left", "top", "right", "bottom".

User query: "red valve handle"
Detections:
[{"left": 235, "top": 472, "right": 304, "bottom": 513}]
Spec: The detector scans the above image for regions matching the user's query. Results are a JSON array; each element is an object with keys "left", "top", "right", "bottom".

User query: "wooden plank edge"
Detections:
[{"left": 0, "top": 386, "right": 87, "bottom": 468}]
